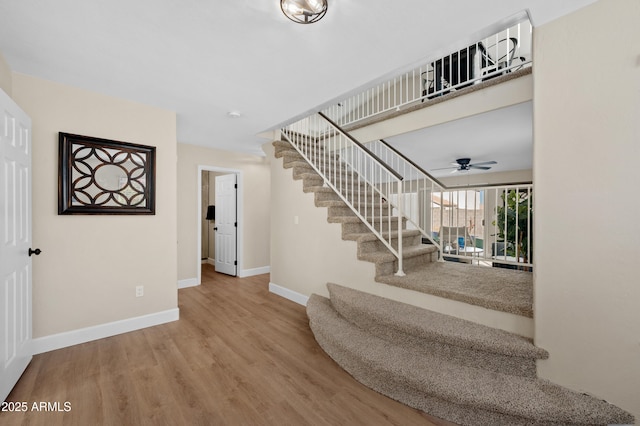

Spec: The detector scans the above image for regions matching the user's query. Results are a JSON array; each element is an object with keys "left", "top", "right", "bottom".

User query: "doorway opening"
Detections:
[{"left": 197, "top": 166, "right": 242, "bottom": 284}]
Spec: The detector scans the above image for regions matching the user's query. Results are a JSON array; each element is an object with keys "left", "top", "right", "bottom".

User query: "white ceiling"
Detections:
[
  {"left": 0, "top": 1, "right": 594, "bottom": 157},
  {"left": 386, "top": 101, "right": 533, "bottom": 177}
]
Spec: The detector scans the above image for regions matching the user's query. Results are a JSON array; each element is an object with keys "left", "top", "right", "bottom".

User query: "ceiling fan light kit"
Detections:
[{"left": 281, "top": 0, "right": 328, "bottom": 24}]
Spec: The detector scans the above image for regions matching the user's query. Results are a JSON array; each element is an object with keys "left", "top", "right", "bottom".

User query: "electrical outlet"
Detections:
[{"left": 135, "top": 285, "right": 144, "bottom": 297}]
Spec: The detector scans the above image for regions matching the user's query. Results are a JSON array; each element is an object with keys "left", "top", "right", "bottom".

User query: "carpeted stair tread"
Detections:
[
  {"left": 307, "top": 295, "right": 634, "bottom": 426},
  {"left": 326, "top": 283, "right": 546, "bottom": 360},
  {"left": 376, "top": 262, "right": 534, "bottom": 318}
]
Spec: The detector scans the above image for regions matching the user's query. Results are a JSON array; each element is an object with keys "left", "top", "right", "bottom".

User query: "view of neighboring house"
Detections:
[{"left": 0, "top": 0, "right": 638, "bottom": 421}]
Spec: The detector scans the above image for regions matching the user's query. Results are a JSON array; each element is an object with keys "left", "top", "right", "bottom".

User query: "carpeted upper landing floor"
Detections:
[{"left": 377, "top": 261, "right": 533, "bottom": 318}]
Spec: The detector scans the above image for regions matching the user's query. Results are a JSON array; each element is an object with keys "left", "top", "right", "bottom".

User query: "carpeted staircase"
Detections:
[
  {"left": 274, "top": 139, "right": 439, "bottom": 279},
  {"left": 273, "top": 139, "right": 635, "bottom": 425}
]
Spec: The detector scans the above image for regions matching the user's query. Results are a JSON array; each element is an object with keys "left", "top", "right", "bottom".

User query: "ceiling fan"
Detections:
[{"left": 433, "top": 158, "right": 497, "bottom": 173}]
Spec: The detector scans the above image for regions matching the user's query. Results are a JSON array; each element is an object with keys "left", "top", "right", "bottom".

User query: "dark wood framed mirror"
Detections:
[{"left": 58, "top": 133, "right": 156, "bottom": 215}]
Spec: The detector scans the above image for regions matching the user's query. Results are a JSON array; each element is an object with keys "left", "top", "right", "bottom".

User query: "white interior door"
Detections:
[
  {"left": 0, "top": 89, "right": 33, "bottom": 402},
  {"left": 214, "top": 174, "right": 237, "bottom": 276}
]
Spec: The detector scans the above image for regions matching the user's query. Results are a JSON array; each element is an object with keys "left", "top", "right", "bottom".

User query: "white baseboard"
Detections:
[
  {"left": 239, "top": 266, "right": 270, "bottom": 278},
  {"left": 31, "top": 308, "right": 180, "bottom": 355},
  {"left": 269, "top": 282, "right": 309, "bottom": 306},
  {"left": 178, "top": 278, "right": 198, "bottom": 289},
  {"left": 207, "top": 258, "right": 215, "bottom": 266}
]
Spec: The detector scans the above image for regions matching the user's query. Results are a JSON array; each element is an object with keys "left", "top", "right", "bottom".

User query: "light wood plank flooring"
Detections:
[{"left": 2, "top": 265, "right": 455, "bottom": 425}]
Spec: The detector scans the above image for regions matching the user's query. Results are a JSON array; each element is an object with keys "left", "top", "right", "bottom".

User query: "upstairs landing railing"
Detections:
[
  {"left": 281, "top": 113, "right": 408, "bottom": 276},
  {"left": 320, "top": 18, "right": 532, "bottom": 129}
]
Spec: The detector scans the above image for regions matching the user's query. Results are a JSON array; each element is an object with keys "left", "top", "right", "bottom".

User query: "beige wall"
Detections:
[
  {"left": 177, "top": 143, "right": 270, "bottom": 281},
  {"left": 11, "top": 73, "right": 178, "bottom": 338},
  {"left": 534, "top": 0, "right": 640, "bottom": 418},
  {"left": 0, "top": 51, "right": 12, "bottom": 97},
  {"left": 268, "top": 143, "right": 376, "bottom": 298}
]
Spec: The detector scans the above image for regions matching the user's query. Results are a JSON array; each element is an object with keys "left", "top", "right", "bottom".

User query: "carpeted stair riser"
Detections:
[
  {"left": 316, "top": 199, "right": 384, "bottom": 212},
  {"left": 280, "top": 151, "right": 345, "bottom": 170},
  {"left": 283, "top": 160, "right": 314, "bottom": 172},
  {"left": 292, "top": 168, "right": 335, "bottom": 185},
  {"left": 332, "top": 216, "right": 407, "bottom": 236},
  {"left": 274, "top": 144, "right": 323, "bottom": 157},
  {"left": 291, "top": 168, "right": 320, "bottom": 180},
  {"left": 313, "top": 188, "right": 344, "bottom": 204},
  {"left": 274, "top": 142, "right": 330, "bottom": 156},
  {"left": 302, "top": 176, "right": 325, "bottom": 191},
  {"left": 279, "top": 153, "right": 344, "bottom": 170},
  {"left": 327, "top": 204, "right": 393, "bottom": 218},
  {"left": 283, "top": 157, "right": 345, "bottom": 172},
  {"left": 330, "top": 187, "right": 386, "bottom": 200},
  {"left": 356, "top": 230, "right": 423, "bottom": 255},
  {"left": 297, "top": 174, "right": 367, "bottom": 193},
  {"left": 327, "top": 283, "right": 542, "bottom": 378},
  {"left": 274, "top": 148, "right": 326, "bottom": 163},
  {"left": 274, "top": 139, "right": 320, "bottom": 150},
  {"left": 307, "top": 295, "right": 634, "bottom": 426},
  {"left": 366, "top": 247, "right": 439, "bottom": 277},
  {"left": 309, "top": 186, "right": 385, "bottom": 211}
]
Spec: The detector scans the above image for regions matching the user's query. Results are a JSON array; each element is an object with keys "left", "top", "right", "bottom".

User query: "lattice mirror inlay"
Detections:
[{"left": 58, "top": 133, "right": 156, "bottom": 215}]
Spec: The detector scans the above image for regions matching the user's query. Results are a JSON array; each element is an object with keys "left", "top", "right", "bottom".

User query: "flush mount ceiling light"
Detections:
[{"left": 281, "top": 0, "right": 327, "bottom": 24}]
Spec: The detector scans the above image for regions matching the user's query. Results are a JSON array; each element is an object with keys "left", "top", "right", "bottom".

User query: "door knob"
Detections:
[
  {"left": 29, "top": 248, "right": 42, "bottom": 256},
  {"left": 214, "top": 227, "right": 218, "bottom": 231}
]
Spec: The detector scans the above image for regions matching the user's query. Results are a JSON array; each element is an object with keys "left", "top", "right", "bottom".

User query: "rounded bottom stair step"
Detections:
[{"left": 306, "top": 291, "right": 634, "bottom": 426}]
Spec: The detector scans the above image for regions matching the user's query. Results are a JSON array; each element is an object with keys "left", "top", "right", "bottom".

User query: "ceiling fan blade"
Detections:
[
  {"left": 469, "top": 161, "right": 497, "bottom": 167},
  {"left": 432, "top": 166, "right": 458, "bottom": 171},
  {"left": 469, "top": 165, "right": 492, "bottom": 170}
]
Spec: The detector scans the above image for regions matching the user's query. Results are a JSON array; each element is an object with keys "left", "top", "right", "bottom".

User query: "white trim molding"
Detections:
[
  {"left": 239, "top": 266, "right": 271, "bottom": 278},
  {"left": 178, "top": 278, "right": 198, "bottom": 289},
  {"left": 269, "top": 282, "right": 309, "bottom": 306},
  {"left": 31, "top": 308, "right": 179, "bottom": 355}
]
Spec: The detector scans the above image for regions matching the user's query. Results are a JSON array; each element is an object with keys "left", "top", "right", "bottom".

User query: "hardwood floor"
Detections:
[{"left": 2, "top": 265, "right": 454, "bottom": 425}]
